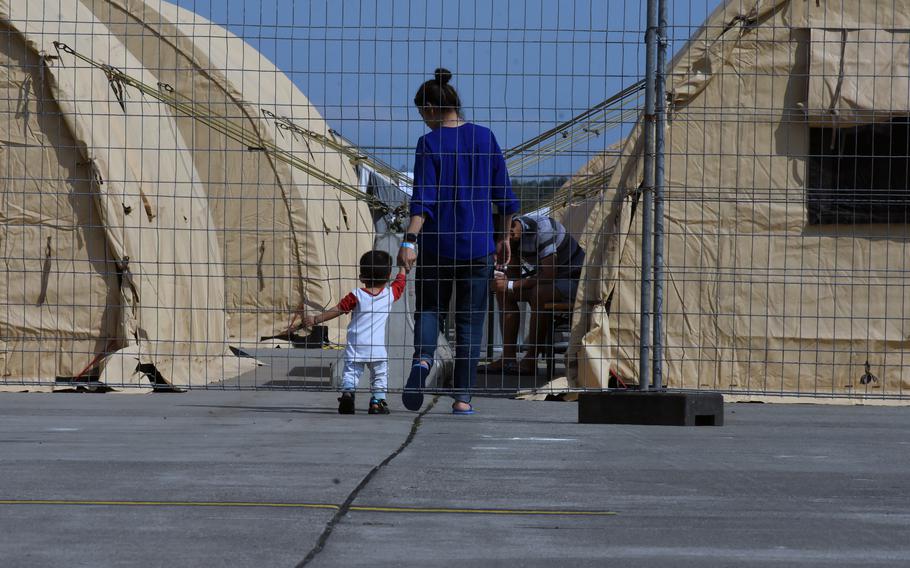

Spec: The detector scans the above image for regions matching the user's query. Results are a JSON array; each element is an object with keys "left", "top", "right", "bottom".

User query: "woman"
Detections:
[{"left": 398, "top": 68, "right": 519, "bottom": 414}]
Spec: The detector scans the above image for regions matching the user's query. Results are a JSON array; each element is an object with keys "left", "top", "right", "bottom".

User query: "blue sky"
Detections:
[{"left": 171, "top": 0, "right": 722, "bottom": 176}]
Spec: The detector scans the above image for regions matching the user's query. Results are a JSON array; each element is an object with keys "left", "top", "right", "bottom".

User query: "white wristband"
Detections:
[
  {"left": 400, "top": 242, "right": 417, "bottom": 250},
  {"left": 507, "top": 280, "right": 515, "bottom": 291}
]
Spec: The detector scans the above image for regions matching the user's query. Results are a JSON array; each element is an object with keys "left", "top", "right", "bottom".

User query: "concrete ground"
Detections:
[{"left": 1, "top": 391, "right": 909, "bottom": 567}]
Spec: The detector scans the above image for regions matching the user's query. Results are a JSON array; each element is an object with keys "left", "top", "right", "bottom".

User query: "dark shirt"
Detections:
[{"left": 410, "top": 123, "right": 520, "bottom": 260}]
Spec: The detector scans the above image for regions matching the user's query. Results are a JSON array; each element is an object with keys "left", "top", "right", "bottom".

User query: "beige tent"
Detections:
[
  {"left": 565, "top": 0, "right": 910, "bottom": 398},
  {"left": 0, "top": 0, "right": 372, "bottom": 389}
]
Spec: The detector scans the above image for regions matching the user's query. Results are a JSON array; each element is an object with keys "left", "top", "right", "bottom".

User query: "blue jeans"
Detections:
[{"left": 414, "top": 252, "right": 492, "bottom": 403}]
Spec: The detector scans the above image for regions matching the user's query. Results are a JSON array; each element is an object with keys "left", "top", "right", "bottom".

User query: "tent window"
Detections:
[{"left": 807, "top": 118, "right": 910, "bottom": 225}]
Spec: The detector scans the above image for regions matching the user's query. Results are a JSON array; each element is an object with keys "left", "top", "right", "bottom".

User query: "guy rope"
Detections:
[
  {"left": 52, "top": 41, "right": 398, "bottom": 214},
  {"left": 54, "top": 41, "right": 641, "bottom": 218},
  {"left": 504, "top": 80, "right": 643, "bottom": 177}
]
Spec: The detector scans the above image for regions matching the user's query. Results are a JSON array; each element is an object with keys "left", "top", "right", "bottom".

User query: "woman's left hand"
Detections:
[{"left": 495, "top": 239, "right": 511, "bottom": 269}]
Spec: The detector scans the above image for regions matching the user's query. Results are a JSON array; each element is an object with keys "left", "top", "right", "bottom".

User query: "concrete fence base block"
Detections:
[{"left": 578, "top": 390, "right": 724, "bottom": 426}]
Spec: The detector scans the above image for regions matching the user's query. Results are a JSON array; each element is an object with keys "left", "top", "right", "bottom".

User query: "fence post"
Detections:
[
  {"left": 652, "top": 0, "right": 668, "bottom": 390},
  {"left": 639, "top": 0, "right": 658, "bottom": 391}
]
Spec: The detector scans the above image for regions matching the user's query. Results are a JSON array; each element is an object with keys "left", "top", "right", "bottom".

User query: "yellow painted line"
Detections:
[
  {"left": 0, "top": 500, "right": 617, "bottom": 517},
  {"left": 0, "top": 500, "right": 338, "bottom": 511},
  {"left": 350, "top": 505, "right": 618, "bottom": 516}
]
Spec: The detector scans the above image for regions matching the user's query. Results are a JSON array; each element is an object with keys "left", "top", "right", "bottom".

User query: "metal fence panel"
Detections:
[{"left": 2, "top": 0, "right": 907, "bottom": 402}]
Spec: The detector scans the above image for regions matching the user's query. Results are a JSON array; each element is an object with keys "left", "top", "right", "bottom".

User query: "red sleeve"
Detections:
[
  {"left": 336, "top": 292, "right": 358, "bottom": 313},
  {"left": 390, "top": 273, "right": 407, "bottom": 301}
]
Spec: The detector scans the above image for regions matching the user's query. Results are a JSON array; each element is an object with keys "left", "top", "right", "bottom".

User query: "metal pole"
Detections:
[
  {"left": 652, "top": 0, "right": 668, "bottom": 390},
  {"left": 639, "top": 0, "right": 658, "bottom": 391},
  {"left": 486, "top": 289, "right": 495, "bottom": 360}
]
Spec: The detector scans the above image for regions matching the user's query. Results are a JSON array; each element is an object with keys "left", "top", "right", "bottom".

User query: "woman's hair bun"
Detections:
[
  {"left": 434, "top": 68, "right": 453, "bottom": 85},
  {"left": 414, "top": 67, "right": 461, "bottom": 111}
]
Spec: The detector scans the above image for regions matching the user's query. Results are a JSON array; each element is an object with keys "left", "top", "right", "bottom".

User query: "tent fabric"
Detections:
[
  {"left": 3, "top": 0, "right": 230, "bottom": 387},
  {"left": 553, "top": 148, "right": 622, "bottom": 388},
  {"left": 0, "top": 17, "right": 124, "bottom": 384},
  {"left": 83, "top": 0, "right": 373, "bottom": 344},
  {"left": 806, "top": 28, "right": 910, "bottom": 127},
  {"left": 568, "top": 0, "right": 910, "bottom": 397},
  {"left": 0, "top": 0, "right": 368, "bottom": 388},
  {"left": 785, "top": 0, "right": 910, "bottom": 30},
  {"left": 151, "top": 0, "right": 374, "bottom": 334}
]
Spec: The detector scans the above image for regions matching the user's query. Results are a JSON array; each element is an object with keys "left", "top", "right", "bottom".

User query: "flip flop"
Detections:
[
  {"left": 452, "top": 404, "right": 475, "bottom": 415},
  {"left": 402, "top": 363, "right": 430, "bottom": 411}
]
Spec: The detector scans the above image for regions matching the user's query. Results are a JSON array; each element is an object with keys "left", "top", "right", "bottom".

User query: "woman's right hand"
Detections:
[{"left": 398, "top": 245, "right": 418, "bottom": 272}]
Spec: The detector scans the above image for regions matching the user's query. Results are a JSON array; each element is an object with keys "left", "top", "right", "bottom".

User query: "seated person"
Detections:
[{"left": 486, "top": 213, "right": 585, "bottom": 375}]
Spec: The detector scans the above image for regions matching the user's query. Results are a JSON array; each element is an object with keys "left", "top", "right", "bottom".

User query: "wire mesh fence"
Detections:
[{"left": 1, "top": 0, "right": 908, "bottom": 402}]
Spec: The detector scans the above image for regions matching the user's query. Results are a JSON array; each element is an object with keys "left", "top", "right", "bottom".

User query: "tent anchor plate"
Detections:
[{"left": 578, "top": 390, "right": 724, "bottom": 426}]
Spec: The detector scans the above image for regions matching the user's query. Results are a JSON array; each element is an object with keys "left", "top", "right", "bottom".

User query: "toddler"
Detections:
[{"left": 303, "top": 250, "right": 407, "bottom": 414}]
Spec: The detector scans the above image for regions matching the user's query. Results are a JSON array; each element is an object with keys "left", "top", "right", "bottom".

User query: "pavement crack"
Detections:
[{"left": 296, "top": 396, "right": 438, "bottom": 567}]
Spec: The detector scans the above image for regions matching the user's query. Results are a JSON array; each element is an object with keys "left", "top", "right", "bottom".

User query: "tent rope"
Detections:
[
  {"left": 505, "top": 81, "right": 643, "bottom": 213},
  {"left": 53, "top": 41, "right": 395, "bottom": 214},
  {"left": 504, "top": 80, "right": 643, "bottom": 178},
  {"left": 54, "top": 40, "right": 639, "bottom": 219}
]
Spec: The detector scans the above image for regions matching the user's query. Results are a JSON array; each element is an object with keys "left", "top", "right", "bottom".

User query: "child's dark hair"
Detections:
[
  {"left": 413, "top": 68, "right": 462, "bottom": 115},
  {"left": 359, "top": 250, "right": 393, "bottom": 287}
]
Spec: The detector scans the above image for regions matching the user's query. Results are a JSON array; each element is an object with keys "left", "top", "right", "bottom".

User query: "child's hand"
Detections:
[{"left": 284, "top": 311, "right": 301, "bottom": 332}]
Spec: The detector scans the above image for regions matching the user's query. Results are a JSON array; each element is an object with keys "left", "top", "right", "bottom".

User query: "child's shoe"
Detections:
[
  {"left": 338, "top": 392, "right": 355, "bottom": 414},
  {"left": 368, "top": 398, "right": 390, "bottom": 415}
]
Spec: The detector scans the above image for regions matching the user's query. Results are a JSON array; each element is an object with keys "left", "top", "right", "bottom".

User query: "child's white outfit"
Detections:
[{"left": 337, "top": 272, "right": 407, "bottom": 399}]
